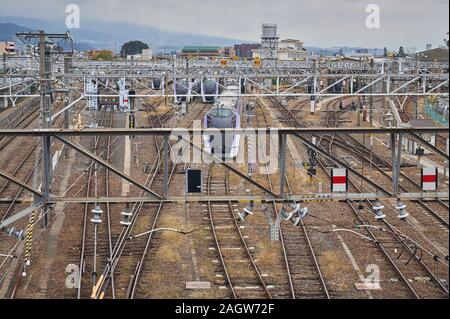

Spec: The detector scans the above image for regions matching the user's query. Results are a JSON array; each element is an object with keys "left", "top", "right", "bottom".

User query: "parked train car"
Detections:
[
  {"left": 201, "top": 79, "right": 219, "bottom": 103},
  {"left": 151, "top": 78, "right": 163, "bottom": 90},
  {"left": 331, "top": 81, "right": 343, "bottom": 94},
  {"left": 174, "top": 79, "right": 189, "bottom": 103},
  {"left": 174, "top": 79, "right": 201, "bottom": 103},
  {"left": 203, "top": 85, "right": 241, "bottom": 159}
]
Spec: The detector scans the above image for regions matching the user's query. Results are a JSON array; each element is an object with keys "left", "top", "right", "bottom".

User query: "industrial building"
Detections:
[
  {"left": 180, "top": 46, "right": 223, "bottom": 58},
  {"left": 252, "top": 24, "right": 308, "bottom": 61},
  {"left": 234, "top": 43, "right": 261, "bottom": 59},
  {"left": 223, "top": 46, "right": 236, "bottom": 58},
  {"left": 0, "top": 42, "right": 16, "bottom": 55}
]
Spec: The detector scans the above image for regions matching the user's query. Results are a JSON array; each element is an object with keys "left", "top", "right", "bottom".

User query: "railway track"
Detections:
[
  {"left": 0, "top": 97, "right": 81, "bottom": 298},
  {"left": 268, "top": 96, "right": 449, "bottom": 299},
  {"left": 254, "top": 100, "right": 330, "bottom": 299},
  {"left": 324, "top": 108, "right": 449, "bottom": 230},
  {"left": 77, "top": 108, "right": 117, "bottom": 298},
  {"left": 0, "top": 99, "right": 68, "bottom": 222},
  {"left": 86, "top": 99, "right": 210, "bottom": 299},
  {"left": 205, "top": 164, "right": 272, "bottom": 299}
]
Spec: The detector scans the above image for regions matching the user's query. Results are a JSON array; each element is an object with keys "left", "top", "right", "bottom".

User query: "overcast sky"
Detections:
[{"left": 1, "top": 0, "right": 449, "bottom": 49}]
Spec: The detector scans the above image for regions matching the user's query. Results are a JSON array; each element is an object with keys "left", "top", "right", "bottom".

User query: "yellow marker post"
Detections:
[{"left": 90, "top": 275, "right": 105, "bottom": 299}]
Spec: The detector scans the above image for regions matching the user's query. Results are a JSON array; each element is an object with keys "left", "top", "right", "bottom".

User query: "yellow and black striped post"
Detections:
[{"left": 24, "top": 211, "right": 36, "bottom": 267}]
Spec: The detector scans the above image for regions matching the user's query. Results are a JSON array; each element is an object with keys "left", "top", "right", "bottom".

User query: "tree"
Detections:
[
  {"left": 398, "top": 46, "right": 406, "bottom": 58},
  {"left": 93, "top": 50, "right": 113, "bottom": 61},
  {"left": 120, "top": 41, "right": 149, "bottom": 57},
  {"left": 383, "top": 47, "right": 388, "bottom": 57}
]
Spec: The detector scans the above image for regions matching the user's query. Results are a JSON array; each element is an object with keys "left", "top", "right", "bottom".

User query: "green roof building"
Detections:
[{"left": 181, "top": 46, "right": 223, "bottom": 57}]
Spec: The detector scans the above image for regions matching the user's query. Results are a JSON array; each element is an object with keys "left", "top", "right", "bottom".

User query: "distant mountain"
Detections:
[
  {"left": 0, "top": 16, "right": 246, "bottom": 52},
  {"left": 0, "top": 21, "right": 97, "bottom": 51},
  {"left": 0, "top": 22, "right": 33, "bottom": 41},
  {"left": 1, "top": 16, "right": 383, "bottom": 55}
]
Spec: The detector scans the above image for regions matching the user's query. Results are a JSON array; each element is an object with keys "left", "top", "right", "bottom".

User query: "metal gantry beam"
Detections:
[
  {"left": 0, "top": 168, "right": 43, "bottom": 198},
  {"left": 40, "top": 192, "right": 450, "bottom": 203},
  {"left": 408, "top": 132, "right": 450, "bottom": 161},
  {"left": 76, "top": 73, "right": 448, "bottom": 98},
  {"left": 0, "top": 191, "right": 447, "bottom": 229},
  {"left": 0, "top": 127, "right": 447, "bottom": 137}
]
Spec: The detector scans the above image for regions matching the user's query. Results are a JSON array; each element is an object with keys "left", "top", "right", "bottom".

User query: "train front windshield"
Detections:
[{"left": 207, "top": 108, "right": 237, "bottom": 129}]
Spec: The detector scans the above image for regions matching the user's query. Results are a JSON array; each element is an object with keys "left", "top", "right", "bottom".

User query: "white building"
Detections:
[
  {"left": 252, "top": 38, "right": 307, "bottom": 61},
  {"left": 127, "top": 48, "right": 153, "bottom": 61},
  {"left": 277, "top": 39, "right": 308, "bottom": 61},
  {"left": 141, "top": 48, "right": 153, "bottom": 60}
]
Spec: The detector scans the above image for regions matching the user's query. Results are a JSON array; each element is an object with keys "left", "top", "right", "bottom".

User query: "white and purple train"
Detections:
[{"left": 203, "top": 85, "right": 241, "bottom": 159}]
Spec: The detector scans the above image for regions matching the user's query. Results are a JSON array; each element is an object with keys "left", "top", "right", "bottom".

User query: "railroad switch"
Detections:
[
  {"left": 90, "top": 205, "right": 103, "bottom": 224},
  {"left": 396, "top": 201, "right": 409, "bottom": 220},
  {"left": 373, "top": 201, "right": 386, "bottom": 221}
]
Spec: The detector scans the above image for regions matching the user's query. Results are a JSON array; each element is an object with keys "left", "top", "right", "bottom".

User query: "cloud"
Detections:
[{"left": 0, "top": 0, "right": 448, "bottom": 48}]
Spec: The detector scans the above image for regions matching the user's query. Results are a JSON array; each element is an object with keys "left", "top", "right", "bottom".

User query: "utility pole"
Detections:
[
  {"left": 16, "top": 30, "right": 73, "bottom": 227},
  {"left": 64, "top": 54, "right": 73, "bottom": 157},
  {"left": 369, "top": 58, "right": 374, "bottom": 126},
  {"left": 38, "top": 31, "right": 53, "bottom": 227}
]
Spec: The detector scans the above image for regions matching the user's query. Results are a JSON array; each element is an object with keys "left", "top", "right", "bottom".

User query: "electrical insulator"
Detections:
[
  {"left": 90, "top": 205, "right": 103, "bottom": 224},
  {"left": 373, "top": 201, "right": 386, "bottom": 221},
  {"left": 281, "top": 203, "right": 308, "bottom": 227},
  {"left": 3, "top": 227, "right": 24, "bottom": 240},
  {"left": 396, "top": 201, "right": 409, "bottom": 220}
]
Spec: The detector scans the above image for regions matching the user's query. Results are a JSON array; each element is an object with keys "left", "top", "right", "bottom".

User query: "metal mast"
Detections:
[{"left": 16, "top": 31, "right": 73, "bottom": 226}]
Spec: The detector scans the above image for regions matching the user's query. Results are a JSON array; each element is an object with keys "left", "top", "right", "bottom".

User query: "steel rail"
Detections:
[
  {"left": 258, "top": 99, "right": 330, "bottom": 299},
  {"left": 320, "top": 99, "right": 448, "bottom": 298},
  {"left": 95, "top": 100, "right": 208, "bottom": 299},
  {"left": 77, "top": 108, "right": 108, "bottom": 299},
  {"left": 273, "top": 95, "right": 422, "bottom": 299}
]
